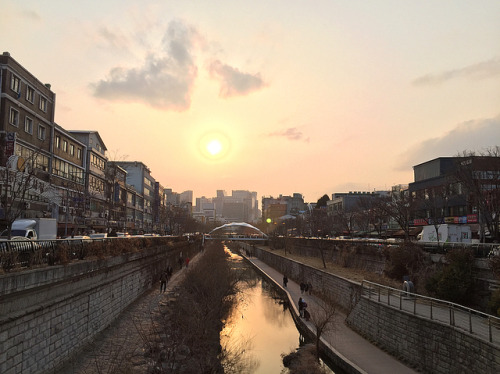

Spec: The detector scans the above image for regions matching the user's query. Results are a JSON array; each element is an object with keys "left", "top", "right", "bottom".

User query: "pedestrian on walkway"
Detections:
[
  {"left": 178, "top": 257, "right": 183, "bottom": 269},
  {"left": 298, "top": 297, "right": 305, "bottom": 318},
  {"left": 303, "top": 305, "right": 310, "bottom": 321},
  {"left": 160, "top": 271, "right": 167, "bottom": 293},
  {"left": 185, "top": 257, "right": 190, "bottom": 268},
  {"left": 300, "top": 282, "right": 305, "bottom": 294},
  {"left": 307, "top": 282, "right": 312, "bottom": 295},
  {"left": 166, "top": 265, "right": 173, "bottom": 282},
  {"left": 283, "top": 274, "right": 288, "bottom": 288}
]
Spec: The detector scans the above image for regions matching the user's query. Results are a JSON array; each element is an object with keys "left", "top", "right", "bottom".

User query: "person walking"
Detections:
[
  {"left": 298, "top": 297, "right": 305, "bottom": 318},
  {"left": 185, "top": 257, "right": 190, "bottom": 268},
  {"left": 283, "top": 274, "right": 288, "bottom": 288},
  {"left": 160, "top": 271, "right": 167, "bottom": 293},
  {"left": 300, "top": 282, "right": 305, "bottom": 294}
]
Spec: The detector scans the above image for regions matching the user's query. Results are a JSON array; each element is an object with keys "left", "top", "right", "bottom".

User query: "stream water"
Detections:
[{"left": 220, "top": 249, "right": 338, "bottom": 373}]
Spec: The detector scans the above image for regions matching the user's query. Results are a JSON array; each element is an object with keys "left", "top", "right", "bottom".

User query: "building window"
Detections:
[
  {"left": 39, "top": 96, "right": 47, "bottom": 112},
  {"left": 26, "top": 86, "right": 35, "bottom": 103},
  {"left": 35, "top": 153, "right": 49, "bottom": 172},
  {"left": 63, "top": 140, "right": 68, "bottom": 152},
  {"left": 77, "top": 148, "right": 82, "bottom": 160},
  {"left": 24, "top": 117, "right": 33, "bottom": 134},
  {"left": 55, "top": 135, "right": 60, "bottom": 148},
  {"left": 37, "top": 124, "right": 46, "bottom": 140},
  {"left": 90, "top": 153, "right": 105, "bottom": 171},
  {"left": 9, "top": 108, "right": 19, "bottom": 127},
  {"left": 10, "top": 74, "right": 21, "bottom": 95},
  {"left": 70, "top": 144, "right": 75, "bottom": 156}
]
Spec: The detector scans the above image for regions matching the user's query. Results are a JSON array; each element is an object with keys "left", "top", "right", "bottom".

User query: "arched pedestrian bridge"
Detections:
[{"left": 206, "top": 222, "right": 268, "bottom": 241}]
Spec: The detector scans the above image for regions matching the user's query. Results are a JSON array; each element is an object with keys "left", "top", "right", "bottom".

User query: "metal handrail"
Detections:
[{"left": 361, "top": 280, "right": 500, "bottom": 345}]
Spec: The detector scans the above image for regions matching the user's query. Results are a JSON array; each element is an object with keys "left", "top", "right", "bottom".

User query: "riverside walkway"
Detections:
[{"left": 241, "top": 251, "right": 418, "bottom": 374}]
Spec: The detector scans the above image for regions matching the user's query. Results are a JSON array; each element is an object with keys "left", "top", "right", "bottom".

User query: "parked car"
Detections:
[{"left": 89, "top": 233, "right": 107, "bottom": 239}]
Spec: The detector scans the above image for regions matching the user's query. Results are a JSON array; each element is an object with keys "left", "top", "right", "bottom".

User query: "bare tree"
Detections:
[
  {"left": 418, "top": 184, "right": 451, "bottom": 248},
  {"left": 307, "top": 294, "right": 338, "bottom": 360},
  {"left": 382, "top": 187, "right": 415, "bottom": 242},
  {"left": 453, "top": 148, "right": 500, "bottom": 242},
  {"left": 0, "top": 153, "right": 59, "bottom": 239}
]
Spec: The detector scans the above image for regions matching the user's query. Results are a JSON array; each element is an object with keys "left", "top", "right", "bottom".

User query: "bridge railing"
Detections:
[{"left": 361, "top": 280, "right": 500, "bottom": 345}]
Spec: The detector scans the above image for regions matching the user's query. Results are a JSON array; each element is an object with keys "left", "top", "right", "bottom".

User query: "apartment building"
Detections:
[
  {"left": 69, "top": 131, "right": 109, "bottom": 233},
  {"left": 115, "top": 161, "right": 155, "bottom": 232}
]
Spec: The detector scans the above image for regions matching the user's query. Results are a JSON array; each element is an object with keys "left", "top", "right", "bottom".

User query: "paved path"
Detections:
[{"left": 242, "top": 253, "right": 418, "bottom": 374}]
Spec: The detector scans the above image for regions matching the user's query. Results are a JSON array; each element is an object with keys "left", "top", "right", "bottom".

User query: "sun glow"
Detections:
[
  {"left": 198, "top": 131, "right": 231, "bottom": 161},
  {"left": 206, "top": 139, "right": 223, "bottom": 155}
]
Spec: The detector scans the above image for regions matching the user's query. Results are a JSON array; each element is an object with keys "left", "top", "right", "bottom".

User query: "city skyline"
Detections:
[{"left": 2, "top": 1, "right": 499, "bottom": 202}]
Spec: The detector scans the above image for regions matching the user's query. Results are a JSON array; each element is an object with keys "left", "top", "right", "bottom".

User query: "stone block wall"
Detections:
[
  {"left": 347, "top": 297, "right": 500, "bottom": 373},
  {"left": 0, "top": 243, "right": 189, "bottom": 374},
  {"left": 286, "top": 238, "right": 386, "bottom": 274},
  {"left": 253, "top": 246, "right": 361, "bottom": 312}
]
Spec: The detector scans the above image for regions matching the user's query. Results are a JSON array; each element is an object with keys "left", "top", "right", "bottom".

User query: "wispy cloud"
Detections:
[
  {"left": 268, "top": 127, "right": 310, "bottom": 142},
  {"left": 96, "top": 26, "right": 130, "bottom": 50},
  {"left": 20, "top": 10, "right": 41, "bottom": 21},
  {"left": 395, "top": 114, "right": 500, "bottom": 170},
  {"left": 208, "top": 60, "right": 266, "bottom": 98},
  {"left": 91, "top": 20, "right": 198, "bottom": 111},
  {"left": 413, "top": 57, "right": 500, "bottom": 86}
]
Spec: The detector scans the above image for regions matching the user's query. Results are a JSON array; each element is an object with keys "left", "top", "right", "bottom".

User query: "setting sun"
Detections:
[
  {"left": 206, "top": 139, "right": 222, "bottom": 155},
  {"left": 198, "top": 131, "right": 231, "bottom": 161}
]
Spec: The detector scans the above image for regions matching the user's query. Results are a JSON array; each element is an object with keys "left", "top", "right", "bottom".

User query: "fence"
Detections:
[
  {"left": 361, "top": 280, "right": 500, "bottom": 345},
  {"left": 0, "top": 236, "right": 188, "bottom": 270}
]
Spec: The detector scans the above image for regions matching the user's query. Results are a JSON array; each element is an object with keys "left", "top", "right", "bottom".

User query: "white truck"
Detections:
[
  {"left": 417, "top": 224, "right": 472, "bottom": 244},
  {"left": 0, "top": 218, "right": 57, "bottom": 240}
]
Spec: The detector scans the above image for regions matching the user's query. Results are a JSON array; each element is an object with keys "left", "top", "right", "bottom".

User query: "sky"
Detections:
[{"left": 2, "top": 1, "right": 500, "bottom": 203}]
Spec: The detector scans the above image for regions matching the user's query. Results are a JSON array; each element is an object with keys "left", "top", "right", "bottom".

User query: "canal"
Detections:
[{"left": 221, "top": 248, "right": 339, "bottom": 373}]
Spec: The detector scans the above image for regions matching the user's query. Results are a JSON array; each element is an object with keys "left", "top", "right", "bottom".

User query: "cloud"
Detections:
[
  {"left": 20, "top": 10, "right": 41, "bottom": 21},
  {"left": 91, "top": 20, "right": 198, "bottom": 111},
  {"left": 268, "top": 127, "right": 310, "bottom": 142},
  {"left": 395, "top": 114, "right": 500, "bottom": 170},
  {"left": 208, "top": 60, "right": 266, "bottom": 98},
  {"left": 413, "top": 57, "right": 500, "bottom": 86},
  {"left": 96, "top": 26, "right": 129, "bottom": 50}
]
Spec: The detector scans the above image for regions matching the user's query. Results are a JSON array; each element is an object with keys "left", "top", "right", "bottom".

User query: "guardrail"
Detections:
[
  {"left": 0, "top": 236, "right": 188, "bottom": 270},
  {"left": 361, "top": 280, "right": 500, "bottom": 345}
]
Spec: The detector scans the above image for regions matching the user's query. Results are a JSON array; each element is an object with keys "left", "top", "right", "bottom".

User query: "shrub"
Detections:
[
  {"left": 488, "top": 288, "right": 500, "bottom": 316},
  {"left": 425, "top": 248, "right": 475, "bottom": 305},
  {"left": 383, "top": 242, "right": 426, "bottom": 281}
]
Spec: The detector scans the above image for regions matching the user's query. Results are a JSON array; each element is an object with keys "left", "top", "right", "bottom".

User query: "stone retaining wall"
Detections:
[
  {"left": 347, "top": 297, "right": 500, "bottom": 373},
  {"left": 0, "top": 243, "right": 191, "bottom": 374},
  {"left": 252, "top": 246, "right": 361, "bottom": 312}
]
